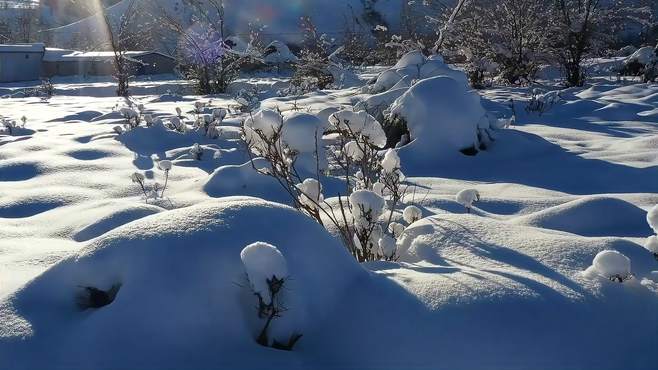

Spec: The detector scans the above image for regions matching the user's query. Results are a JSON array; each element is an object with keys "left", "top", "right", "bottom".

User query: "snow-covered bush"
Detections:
[
  {"left": 243, "top": 108, "right": 412, "bottom": 262},
  {"left": 119, "top": 106, "right": 141, "bottom": 130},
  {"left": 240, "top": 242, "right": 301, "bottom": 350},
  {"left": 620, "top": 45, "right": 658, "bottom": 82},
  {"left": 526, "top": 89, "right": 562, "bottom": 115},
  {"left": 364, "top": 51, "right": 468, "bottom": 95},
  {"left": 1, "top": 116, "right": 17, "bottom": 135},
  {"left": 583, "top": 250, "right": 633, "bottom": 283},
  {"left": 131, "top": 163, "right": 172, "bottom": 203},
  {"left": 350, "top": 190, "right": 387, "bottom": 261},
  {"left": 439, "top": 0, "right": 548, "bottom": 85},
  {"left": 403, "top": 205, "right": 422, "bottom": 224},
  {"left": 386, "top": 75, "right": 488, "bottom": 155},
  {"left": 193, "top": 106, "right": 226, "bottom": 139},
  {"left": 456, "top": 189, "right": 480, "bottom": 213},
  {"left": 39, "top": 79, "right": 55, "bottom": 101}
]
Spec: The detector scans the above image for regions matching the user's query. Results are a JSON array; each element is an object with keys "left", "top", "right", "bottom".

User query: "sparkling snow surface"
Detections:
[{"left": 1, "top": 72, "right": 657, "bottom": 369}]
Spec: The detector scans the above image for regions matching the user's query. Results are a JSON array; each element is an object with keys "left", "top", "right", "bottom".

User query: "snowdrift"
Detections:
[
  {"left": 394, "top": 213, "right": 658, "bottom": 370},
  {"left": 2, "top": 198, "right": 657, "bottom": 370},
  {"left": 513, "top": 196, "right": 653, "bottom": 237},
  {"left": 0, "top": 197, "right": 364, "bottom": 369}
]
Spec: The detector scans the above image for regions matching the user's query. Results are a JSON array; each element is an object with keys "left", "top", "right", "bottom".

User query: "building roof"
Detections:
[
  {"left": 0, "top": 43, "right": 46, "bottom": 53},
  {"left": 43, "top": 48, "right": 174, "bottom": 62}
]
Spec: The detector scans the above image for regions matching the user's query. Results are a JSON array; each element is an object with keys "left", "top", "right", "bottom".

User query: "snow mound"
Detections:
[
  {"left": 625, "top": 46, "right": 657, "bottom": 66},
  {"left": 391, "top": 213, "right": 657, "bottom": 369},
  {"left": 72, "top": 203, "right": 164, "bottom": 242},
  {"left": 388, "top": 76, "right": 486, "bottom": 155},
  {"left": 0, "top": 198, "right": 362, "bottom": 369},
  {"left": 513, "top": 196, "right": 652, "bottom": 237}
]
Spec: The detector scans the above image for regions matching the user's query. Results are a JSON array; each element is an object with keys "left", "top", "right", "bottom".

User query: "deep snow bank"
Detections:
[{"left": 0, "top": 197, "right": 363, "bottom": 369}]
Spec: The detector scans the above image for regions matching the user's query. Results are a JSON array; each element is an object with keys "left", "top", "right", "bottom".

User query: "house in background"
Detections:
[
  {"left": 42, "top": 49, "right": 177, "bottom": 78},
  {"left": 0, "top": 44, "right": 176, "bottom": 83},
  {"left": 0, "top": 44, "right": 46, "bottom": 83}
]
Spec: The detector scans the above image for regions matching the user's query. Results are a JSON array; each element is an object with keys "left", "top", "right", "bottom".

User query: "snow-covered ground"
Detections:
[{"left": 1, "top": 67, "right": 657, "bottom": 369}]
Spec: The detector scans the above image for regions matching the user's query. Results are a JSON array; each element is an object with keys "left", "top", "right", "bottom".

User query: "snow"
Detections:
[
  {"left": 0, "top": 44, "right": 45, "bottom": 53},
  {"left": 381, "top": 148, "right": 400, "bottom": 173},
  {"left": 402, "top": 205, "right": 422, "bottom": 224},
  {"left": 281, "top": 112, "right": 326, "bottom": 154},
  {"left": 280, "top": 112, "right": 327, "bottom": 173},
  {"left": 583, "top": 250, "right": 632, "bottom": 281},
  {"left": 366, "top": 51, "right": 469, "bottom": 94},
  {"left": 625, "top": 46, "right": 657, "bottom": 66},
  {"left": 1, "top": 60, "right": 658, "bottom": 369},
  {"left": 243, "top": 108, "right": 284, "bottom": 151},
  {"left": 645, "top": 235, "right": 658, "bottom": 254},
  {"left": 388, "top": 75, "right": 487, "bottom": 156},
  {"left": 647, "top": 204, "right": 658, "bottom": 234},
  {"left": 157, "top": 159, "right": 172, "bottom": 171},
  {"left": 328, "top": 110, "right": 387, "bottom": 148},
  {"left": 349, "top": 190, "right": 385, "bottom": 222},
  {"left": 240, "top": 241, "right": 289, "bottom": 304},
  {"left": 262, "top": 41, "right": 299, "bottom": 65},
  {"left": 296, "top": 178, "right": 323, "bottom": 209},
  {"left": 456, "top": 188, "right": 480, "bottom": 210}
]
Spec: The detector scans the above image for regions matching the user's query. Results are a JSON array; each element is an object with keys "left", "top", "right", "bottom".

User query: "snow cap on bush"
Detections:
[
  {"left": 158, "top": 160, "right": 172, "bottom": 171},
  {"left": 583, "top": 250, "right": 632, "bottom": 282},
  {"left": 456, "top": 189, "right": 480, "bottom": 209},
  {"left": 381, "top": 149, "right": 400, "bottom": 173},
  {"left": 379, "top": 234, "right": 397, "bottom": 259},
  {"left": 329, "top": 110, "right": 387, "bottom": 148},
  {"left": 344, "top": 140, "right": 365, "bottom": 161},
  {"left": 350, "top": 190, "right": 385, "bottom": 223},
  {"left": 281, "top": 112, "right": 326, "bottom": 154},
  {"left": 240, "top": 242, "right": 288, "bottom": 305},
  {"left": 244, "top": 109, "right": 283, "bottom": 140},
  {"left": 403, "top": 205, "right": 422, "bottom": 224},
  {"left": 372, "top": 182, "right": 385, "bottom": 196},
  {"left": 296, "top": 178, "right": 323, "bottom": 209},
  {"left": 388, "top": 222, "right": 405, "bottom": 238}
]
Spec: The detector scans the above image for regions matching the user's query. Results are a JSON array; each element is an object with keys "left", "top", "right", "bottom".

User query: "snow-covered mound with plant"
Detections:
[
  {"left": 388, "top": 75, "right": 488, "bottom": 154},
  {"left": 0, "top": 198, "right": 363, "bottom": 369}
]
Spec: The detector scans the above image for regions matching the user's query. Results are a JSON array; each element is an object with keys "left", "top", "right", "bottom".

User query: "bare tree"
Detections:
[
  {"left": 444, "top": 0, "right": 550, "bottom": 86},
  {"left": 547, "top": 0, "right": 603, "bottom": 87}
]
